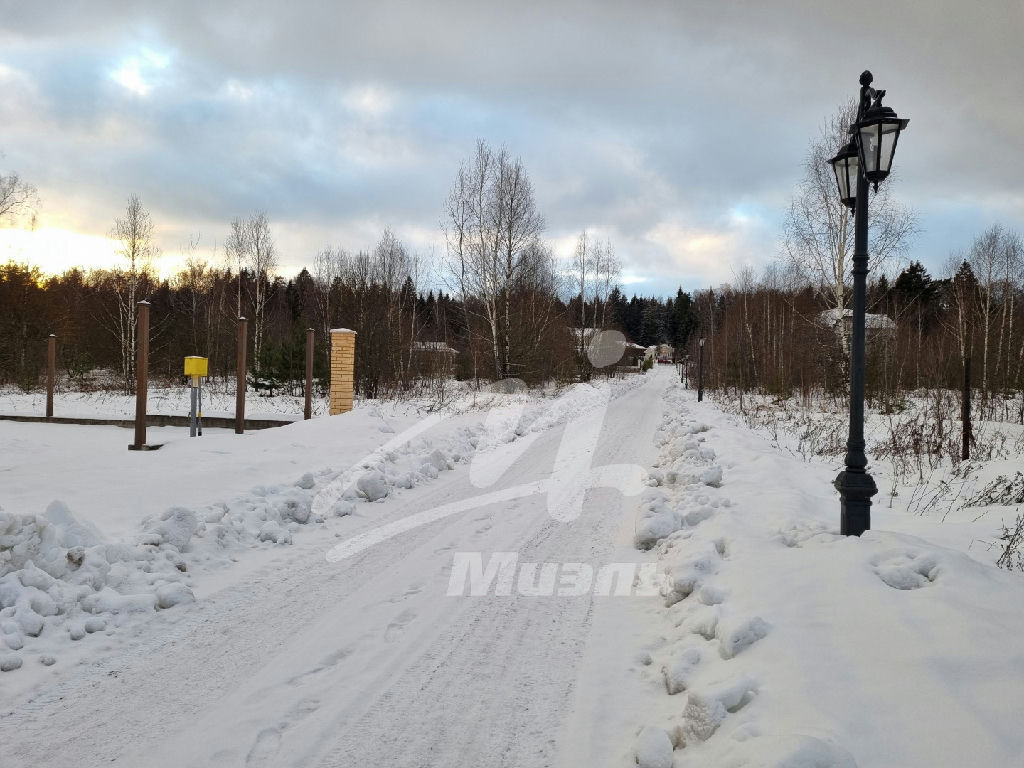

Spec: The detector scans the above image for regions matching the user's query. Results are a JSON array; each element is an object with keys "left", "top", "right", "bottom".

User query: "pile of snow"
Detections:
[
  {"left": 634, "top": 413, "right": 725, "bottom": 550},
  {"left": 625, "top": 382, "right": 1024, "bottom": 766},
  {"left": 0, "top": 501, "right": 194, "bottom": 667}
]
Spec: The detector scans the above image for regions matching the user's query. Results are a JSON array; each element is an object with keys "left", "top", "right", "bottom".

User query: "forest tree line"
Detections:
[
  {"left": 0, "top": 248, "right": 702, "bottom": 396},
  {"left": 692, "top": 224, "right": 1024, "bottom": 420}
]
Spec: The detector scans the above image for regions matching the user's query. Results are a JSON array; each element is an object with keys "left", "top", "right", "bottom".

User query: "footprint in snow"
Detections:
[
  {"left": 675, "top": 676, "right": 759, "bottom": 747},
  {"left": 388, "top": 582, "right": 424, "bottom": 603},
  {"left": 385, "top": 608, "right": 417, "bottom": 641},
  {"left": 872, "top": 550, "right": 940, "bottom": 590},
  {"left": 777, "top": 523, "right": 842, "bottom": 549},
  {"left": 717, "top": 615, "right": 770, "bottom": 659},
  {"left": 285, "top": 648, "right": 353, "bottom": 686},
  {"left": 244, "top": 698, "right": 322, "bottom": 767},
  {"left": 245, "top": 726, "right": 283, "bottom": 767}
]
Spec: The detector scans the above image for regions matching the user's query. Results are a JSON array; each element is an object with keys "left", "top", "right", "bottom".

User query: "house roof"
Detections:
[
  {"left": 412, "top": 341, "right": 458, "bottom": 354},
  {"left": 819, "top": 309, "right": 896, "bottom": 330},
  {"left": 570, "top": 327, "right": 599, "bottom": 342}
]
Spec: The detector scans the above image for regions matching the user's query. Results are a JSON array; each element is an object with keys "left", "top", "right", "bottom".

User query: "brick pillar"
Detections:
[{"left": 330, "top": 329, "right": 357, "bottom": 415}]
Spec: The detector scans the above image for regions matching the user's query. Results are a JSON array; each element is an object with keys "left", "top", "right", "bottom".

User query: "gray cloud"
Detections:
[{"left": 1, "top": 0, "right": 1022, "bottom": 294}]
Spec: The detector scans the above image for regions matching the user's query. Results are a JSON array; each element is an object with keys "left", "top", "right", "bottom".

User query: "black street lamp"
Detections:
[
  {"left": 827, "top": 70, "right": 908, "bottom": 536},
  {"left": 697, "top": 338, "right": 705, "bottom": 402}
]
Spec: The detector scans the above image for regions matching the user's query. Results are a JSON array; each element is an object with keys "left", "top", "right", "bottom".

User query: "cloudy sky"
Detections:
[{"left": 1, "top": 0, "right": 1022, "bottom": 296}]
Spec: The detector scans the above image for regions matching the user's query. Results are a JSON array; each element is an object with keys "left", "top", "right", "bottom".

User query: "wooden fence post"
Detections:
[
  {"left": 304, "top": 328, "right": 314, "bottom": 420},
  {"left": 236, "top": 317, "right": 247, "bottom": 434},
  {"left": 128, "top": 301, "right": 158, "bottom": 450},
  {"left": 962, "top": 356, "right": 972, "bottom": 461},
  {"left": 46, "top": 334, "right": 55, "bottom": 419}
]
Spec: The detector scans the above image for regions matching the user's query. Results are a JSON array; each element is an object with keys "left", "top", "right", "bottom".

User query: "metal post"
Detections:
[
  {"left": 46, "top": 334, "right": 55, "bottom": 419},
  {"left": 130, "top": 301, "right": 150, "bottom": 450},
  {"left": 697, "top": 340, "right": 705, "bottom": 402},
  {"left": 962, "top": 356, "right": 971, "bottom": 461},
  {"left": 304, "top": 327, "right": 314, "bottom": 420},
  {"left": 834, "top": 170, "right": 878, "bottom": 535},
  {"left": 197, "top": 378, "right": 203, "bottom": 436},
  {"left": 189, "top": 382, "right": 197, "bottom": 437},
  {"left": 236, "top": 317, "right": 247, "bottom": 434}
]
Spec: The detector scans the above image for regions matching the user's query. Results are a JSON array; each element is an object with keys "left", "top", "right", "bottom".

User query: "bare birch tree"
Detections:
[
  {"left": 312, "top": 246, "right": 349, "bottom": 361},
  {"left": 443, "top": 140, "right": 544, "bottom": 380},
  {"left": 224, "top": 217, "right": 249, "bottom": 319},
  {"left": 495, "top": 147, "right": 544, "bottom": 378},
  {"left": 572, "top": 230, "right": 591, "bottom": 356},
  {"left": 969, "top": 225, "right": 1002, "bottom": 400},
  {"left": 783, "top": 100, "right": 919, "bottom": 311},
  {"left": 242, "top": 212, "right": 277, "bottom": 374},
  {"left": 968, "top": 225, "right": 1024, "bottom": 400},
  {"left": 0, "top": 160, "right": 38, "bottom": 227},
  {"left": 593, "top": 239, "right": 621, "bottom": 329},
  {"left": 110, "top": 194, "right": 155, "bottom": 393},
  {"left": 443, "top": 160, "right": 482, "bottom": 384},
  {"left": 944, "top": 255, "right": 977, "bottom": 367}
]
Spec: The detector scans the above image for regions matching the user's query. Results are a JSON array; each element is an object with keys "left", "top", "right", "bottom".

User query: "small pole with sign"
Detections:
[{"left": 184, "top": 356, "right": 208, "bottom": 437}]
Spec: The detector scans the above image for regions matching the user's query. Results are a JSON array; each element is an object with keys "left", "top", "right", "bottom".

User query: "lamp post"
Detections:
[
  {"left": 697, "top": 338, "right": 705, "bottom": 402},
  {"left": 828, "top": 71, "right": 908, "bottom": 536}
]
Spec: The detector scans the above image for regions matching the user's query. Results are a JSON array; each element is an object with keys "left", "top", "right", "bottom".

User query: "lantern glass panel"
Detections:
[
  {"left": 858, "top": 123, "right": 882, "bottom": 174},
  {"left": 830, "top": 152, "right": 858, "bottom": 205},
  {"left": 832, "top": 160, "right": 849, "bottom": 200},
  {"left": 877, "top": 124, "right": 898, "bottom": 174},
  {"left": 844, "top": 154, "right": 859, "bottom": 201}
]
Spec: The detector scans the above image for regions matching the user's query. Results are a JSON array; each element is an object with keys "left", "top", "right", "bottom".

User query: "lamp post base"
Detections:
[{"left": 834, "top": 470, "right": 877, "bottom": 536}]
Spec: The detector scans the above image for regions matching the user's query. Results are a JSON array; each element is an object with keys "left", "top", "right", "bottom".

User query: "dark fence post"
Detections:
[
  {"left": 962, "top": 356, "right": 971, "bottom": 461},
  {"left": 304, "top": 327, "right": 314, "bottom": 420},
  {"left": 46, "top": 334, "right": 56, "bottom": 419},
  {"left": 697, "top": 340, "right": 705, "bottom": 402},
  {"left": 236, "top": 317, "right": 247, "bottom": 434},
  {"left": 129, "top": 301, "right": 154, "bottom": 450}
]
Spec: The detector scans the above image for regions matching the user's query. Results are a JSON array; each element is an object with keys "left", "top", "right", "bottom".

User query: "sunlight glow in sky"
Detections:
[
  {"left": 0, "top": 225, "right": 192, "bottom": 279},
  {"left": 110, "top": 48, "right": 170, "bottom": 97}
]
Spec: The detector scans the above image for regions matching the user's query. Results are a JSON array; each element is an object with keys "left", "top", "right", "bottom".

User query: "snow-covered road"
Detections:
[{"left": 2, "top": 371, "right": 670, "bottom": 767}]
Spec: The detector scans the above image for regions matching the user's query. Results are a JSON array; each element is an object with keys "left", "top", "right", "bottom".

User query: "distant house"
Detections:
[
  {"left": 411, "top": 341, "right": 458, "bottom": 378},
  {"left": 642, "top": 344, "right": 673, "bottom": 362},
  {"left": 622, "top": 342, "right": 646, "bottom": 367},
  {"left": 571, "top": 327, "right": 645, "bottom": 368},
  {"left": 412, "top": 341, "right": 459, "bottom": 356},
  {"left": 570, "top": 327, "right": 599, "bottom": 346},
  {"left": 819, "top": 309, "right": 896, "bottom": 348}
]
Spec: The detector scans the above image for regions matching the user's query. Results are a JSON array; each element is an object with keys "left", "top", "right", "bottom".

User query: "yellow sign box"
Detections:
[{"left": 184, "top": 356, "right": 209, "bottom": 377}]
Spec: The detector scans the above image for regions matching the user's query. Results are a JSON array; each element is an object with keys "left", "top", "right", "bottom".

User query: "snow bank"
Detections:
[
  {"left": 625, "top": 381, "right": 1024, "bottom": 767},
  {"left": 0, "top": 500, "right": 194, "bottom": 666}
]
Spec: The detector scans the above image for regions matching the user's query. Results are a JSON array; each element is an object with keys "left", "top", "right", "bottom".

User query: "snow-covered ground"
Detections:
[
  {"left": 2, "top": 368, "right": 1023, "bottom": 767},
  {"left": 0, "top": 381, "right": 323, "bottom": 419},
  {"left": 626, "top": 381, "right": 1024, "bottom": 767}
]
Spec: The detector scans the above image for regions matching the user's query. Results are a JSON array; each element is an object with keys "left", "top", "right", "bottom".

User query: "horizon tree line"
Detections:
[{"left": 2, "top": 131, "right": 1023, "bottom": 416}]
